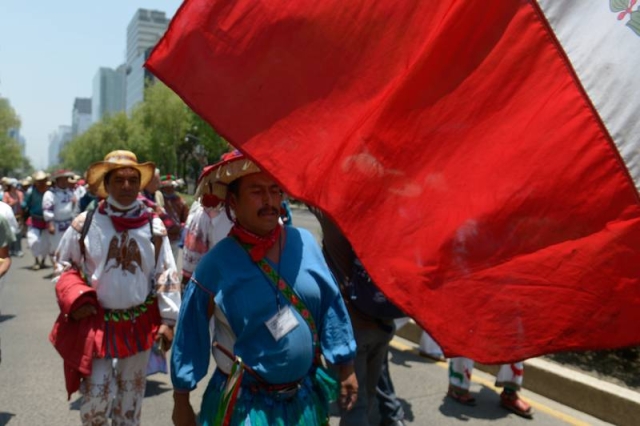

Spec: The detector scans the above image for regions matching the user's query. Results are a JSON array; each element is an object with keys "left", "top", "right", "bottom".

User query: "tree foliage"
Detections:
[
  {"left": 60, "top": 82, "right": 229, "bottom": 188},
  {"left": 0, "top": 97, "right": 26, "bottom": 176}
]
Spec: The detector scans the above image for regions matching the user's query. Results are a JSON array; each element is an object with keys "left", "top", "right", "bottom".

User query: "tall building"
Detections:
[
  {"left": 48, "top": 125, "right": 72, "bottom": 168},
  {"left": 126, "top": 48, "right": 155, "bottom": 115},
  {"left": 125, "top": 9, "right": 170, "bottom": 114},
  {"left": 72, "top": 98, "right": 92, "bottom": 137},
  {"left": 92, "top": 66, "right": 126, "bottom": 123}
]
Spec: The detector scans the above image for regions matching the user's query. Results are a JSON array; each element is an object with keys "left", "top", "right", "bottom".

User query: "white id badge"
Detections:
[{"left": 265, "top": 306, "right": 300, "bottom": 341}]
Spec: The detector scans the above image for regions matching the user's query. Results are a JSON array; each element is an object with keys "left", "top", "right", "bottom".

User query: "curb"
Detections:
[{"left": 396, "top": 320, "right": 640, "bottom": 426}]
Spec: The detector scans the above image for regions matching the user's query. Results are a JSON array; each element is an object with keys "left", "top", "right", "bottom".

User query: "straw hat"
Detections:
[
  {"left": 4, "top": 178, "right": 18, "bottom": 187},
  {"left": 51, "top": 170, "right": 75, "bottom": 180},
  {"left": 32, "top": 171, "right": 48, "bottom": 181},
  {"left": 86, "top": 150, "right": 155, "bottom": 199},
  {"left": 196, "top": 150, "right": 261, "bottom": 207}
]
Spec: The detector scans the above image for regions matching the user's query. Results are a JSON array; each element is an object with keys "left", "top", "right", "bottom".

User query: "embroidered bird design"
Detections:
[{"left": 105, "top": 231, "right": 143, "bottom": 274}]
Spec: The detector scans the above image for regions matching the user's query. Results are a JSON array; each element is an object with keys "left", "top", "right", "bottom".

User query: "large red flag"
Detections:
[{"left": 147, "top": 0, "right": 640, "bottom": 363}]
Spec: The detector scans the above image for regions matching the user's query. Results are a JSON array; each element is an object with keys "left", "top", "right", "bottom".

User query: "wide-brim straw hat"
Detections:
[
  {"left": 32, "top": 171, "right": 48, "bottom": 181},
  {"left": 196, "top": 150, "right": 261, "bottom": 207},
  {"left": 86, "top": 150, "right": 155, "bottom": 199},
  {"left": 51, "top": 169, "right": 75, "bottom": 180}
]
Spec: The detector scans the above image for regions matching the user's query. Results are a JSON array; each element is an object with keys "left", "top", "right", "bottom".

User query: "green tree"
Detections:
[
  {"left": 61, "top": 111, "right": 146, "bottom": 174},
  {"left": 59, "top": 81, "right": 229, "bottom": 191},
  {"left": 187, "top": 109, "right": 230, "bottom": 162},
  {"left": 0, "top": 97, "right": 24, "bottom": 176},
  {"left": 133, "top": 81, "right": 190, "bottom": 175},
  {"left": 180, "top": 109, "right": 230, "bottom": 190}
]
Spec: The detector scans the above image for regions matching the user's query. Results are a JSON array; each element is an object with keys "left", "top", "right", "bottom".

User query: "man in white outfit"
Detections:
[
  {"left": 23, "top": 171, "right": 51, "bottom": 269},
  {"left": 55, "top": 150, "right": 181, "bottom": 425},
  {"left": 43, "top": 170, "right": 76, "bottom": 265}
]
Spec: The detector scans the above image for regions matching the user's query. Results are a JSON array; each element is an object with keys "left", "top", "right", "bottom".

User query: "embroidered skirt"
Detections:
[{"left": 100, "top": 294, "right": 161, "bottom": 359}]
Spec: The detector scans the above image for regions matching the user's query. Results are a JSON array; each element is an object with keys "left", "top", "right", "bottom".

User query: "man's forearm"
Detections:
[{"left": 174, "top": 390, "right": 191, "bottom": 401}]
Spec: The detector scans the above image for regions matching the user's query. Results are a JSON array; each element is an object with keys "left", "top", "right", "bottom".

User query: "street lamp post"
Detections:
[{"left": 184, "top": 133, "right": 209, "bottom": 193}]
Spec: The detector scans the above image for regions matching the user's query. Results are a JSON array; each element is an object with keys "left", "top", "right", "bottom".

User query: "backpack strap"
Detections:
[
  {"left": 150, "top": 214, "right": 163, "bottom": 267},
  {"left": 79, "top": 208, "right": 96, "bottom": 261}
]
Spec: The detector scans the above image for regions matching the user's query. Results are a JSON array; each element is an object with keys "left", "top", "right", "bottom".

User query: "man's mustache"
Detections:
[{"left": 258, "top": 207, "right": 279, "bottom": 216}]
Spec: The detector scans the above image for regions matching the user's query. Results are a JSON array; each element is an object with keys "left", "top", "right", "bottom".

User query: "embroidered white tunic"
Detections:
[
  {"left": 181, "top": 201, "right": 233, "bottom": 280},
  {"left": 42, "top": 187, "right": 75, "bottom": 225},
  {"left": 43, "top": 187, "right": 75, "bottom": 253},
  {"left": 56, "top": 202, "right": 181, "bottom": 323}
]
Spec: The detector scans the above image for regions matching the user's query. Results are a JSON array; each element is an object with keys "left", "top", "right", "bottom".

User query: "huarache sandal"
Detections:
[
  {"left": 447, "top": 386, "right": 476, "bottom": 406},
  {"left": 500, "top": 391, "right": 533, "bottom": 419}
]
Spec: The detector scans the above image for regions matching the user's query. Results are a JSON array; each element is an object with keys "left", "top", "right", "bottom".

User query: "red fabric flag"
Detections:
[{"left": 147, "top": 0, "right": 640, "bottom": 363}]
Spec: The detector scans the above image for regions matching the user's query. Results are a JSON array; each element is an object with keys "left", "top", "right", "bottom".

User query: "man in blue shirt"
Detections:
[{"left": 171, "top": 151, "right": 358, "bottom": 426}]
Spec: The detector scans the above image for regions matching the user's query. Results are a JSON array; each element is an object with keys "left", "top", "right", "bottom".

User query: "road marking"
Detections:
[{"left": 389, "top": 339, "right": 592, "bottom": 426}]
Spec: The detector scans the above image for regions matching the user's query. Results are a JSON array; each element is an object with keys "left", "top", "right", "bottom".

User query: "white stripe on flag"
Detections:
[{"left": 537, "top": 0, "right": 640, "bottom": 190}]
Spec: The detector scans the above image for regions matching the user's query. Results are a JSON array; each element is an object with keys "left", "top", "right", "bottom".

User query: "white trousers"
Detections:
[
  {"left": 26, "top": 227, "right": 51, "bottom": 258},
  {"left": 419, "top": 330, "right": 444, "bottom": 358},
  {"left": 79, "top": 350, "right": 151, "bottom": 426},
  {"left": 449, "top": 357, "right": 525, "bottom": 391}
]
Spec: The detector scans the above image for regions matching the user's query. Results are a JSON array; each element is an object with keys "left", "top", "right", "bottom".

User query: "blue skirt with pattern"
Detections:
[{"left": 199, "top": 366, "right": 338, "bottom": 426}]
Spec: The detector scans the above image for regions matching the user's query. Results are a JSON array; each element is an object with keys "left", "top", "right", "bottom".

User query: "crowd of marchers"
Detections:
[{"left": 0, "top": 148, "right": 532, "bottom": 425}]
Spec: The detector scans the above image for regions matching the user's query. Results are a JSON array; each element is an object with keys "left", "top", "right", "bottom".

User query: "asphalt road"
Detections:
[{"left": 0, "top": 209, "right": 612, "bottom": 425}]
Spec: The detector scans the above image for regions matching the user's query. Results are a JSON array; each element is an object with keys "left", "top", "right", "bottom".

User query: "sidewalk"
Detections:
[{"left": 397, "top": 320, "right": 640, "bottom": 426}]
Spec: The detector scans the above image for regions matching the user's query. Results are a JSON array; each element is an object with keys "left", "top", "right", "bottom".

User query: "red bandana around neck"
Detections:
[
  {"left": 230, "top": 223, "right": 283, "bottom": 262},
  {"left": 98, "top": 201, "right": 153, "bottom": 233}
]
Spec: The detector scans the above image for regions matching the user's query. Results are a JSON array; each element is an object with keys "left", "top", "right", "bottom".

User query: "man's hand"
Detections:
[
  {"left": 47, "top": 222, "right": 55, "bottom": 235},
  {"left": 156, "top": 324, "right": 174, "bottom": 352},
  {"left": 70, "top": 303, "right": 97, "bottom": 321},
  {"left": 338, "top": 363, "right": 358, "bottom": 411},
  {"left": 181, "top": 275, "right": 191, "bottom": 293},
  {"left": 173, "top": 391, "right": 197, "bottom": 426}
]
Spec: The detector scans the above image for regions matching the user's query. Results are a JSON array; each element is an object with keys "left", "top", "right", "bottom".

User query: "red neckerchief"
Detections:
[
  {"left": 98, "top": 201, "right": 152, "bottom": 232},
  {"left": 229, "top": 223, "right": 282, "bottom": 262}
]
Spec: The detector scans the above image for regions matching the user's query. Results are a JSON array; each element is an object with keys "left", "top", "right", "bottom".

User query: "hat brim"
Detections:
[
  {"left": 86, "top": 161, "right": 155, "bottom": 199},
  {"left": 52, "top": 172, "right": 75, "bottom": 179},
  {"left": 32, "top": 172, "right": 48, "bottom": 181},
  {"left": 195, "top": 156, "right": 261, "bottom": 203}
]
